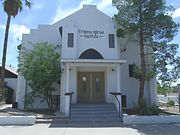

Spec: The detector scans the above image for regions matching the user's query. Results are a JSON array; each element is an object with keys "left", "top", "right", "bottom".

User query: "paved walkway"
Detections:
[{"left": 1, "top": 123, "right": 180, "bottom": 135}]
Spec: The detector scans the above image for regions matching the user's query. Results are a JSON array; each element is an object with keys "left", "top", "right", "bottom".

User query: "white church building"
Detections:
[{"left": 16, "top": 5, "right": 157, "bottom": 116}]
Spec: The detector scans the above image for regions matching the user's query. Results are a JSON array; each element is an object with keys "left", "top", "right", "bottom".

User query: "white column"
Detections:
[
  {"left": 116, "top": 64, "right": 122, "bottom": 115},
  {"left": 66, "top": 64, "right": 70, "bottom": 93},
  {"left": 117, "top": 64, "right": 120, "bottom": 92},
  {"left": 65, "top": 64, "right": 70, "bottom": 116},
  {"left": 16, "top": 76, "right": 26, "bottom": 110},
  {"left": 149, "top": 77, "right": 158, "bottom": 105}
]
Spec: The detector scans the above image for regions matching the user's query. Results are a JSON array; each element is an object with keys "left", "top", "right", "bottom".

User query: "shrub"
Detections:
[
  {"left": 166, "top": 99, "right": 175, "bottom": 107},
  {"left": 137, "top": 99, "right": 159, "bottom": 115}
]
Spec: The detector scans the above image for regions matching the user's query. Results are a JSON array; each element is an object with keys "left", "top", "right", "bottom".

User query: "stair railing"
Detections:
[
  {"left": 65, "top": 92, "right": 74, "bottom": 120},
  {"left": 109, "top": 92, "right": 122, "bottom": 118}
]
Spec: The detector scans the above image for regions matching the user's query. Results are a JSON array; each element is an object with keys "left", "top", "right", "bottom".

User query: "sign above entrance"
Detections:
[{"left": 78, "top": 29, "right": 104, "bottom": 39}]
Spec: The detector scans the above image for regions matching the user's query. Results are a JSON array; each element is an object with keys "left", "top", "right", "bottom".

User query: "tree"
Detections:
[
  {"left": 1, "top": 0, "right": 31, "bottom": 100},
  {"left": 113, "top": 0, "right": 179, "bottom": 104},
  {"left": 18, "top": 42, "right": 61, "bottom": 109},
  {"left": 155, "top": 43, "right": 180, "bottom": 85}
]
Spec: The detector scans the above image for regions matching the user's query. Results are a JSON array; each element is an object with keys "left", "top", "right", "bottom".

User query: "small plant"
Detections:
[
  {"left": 166, "top": 99, "right": 175, "bottom": 107},
  {"left": 137, "top": 99, "right": 159, "bottom": 115}
]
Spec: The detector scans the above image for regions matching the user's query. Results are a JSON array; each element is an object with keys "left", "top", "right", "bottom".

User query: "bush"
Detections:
[
  {"left": 137, "top": 99, "right": 159, "bottom": 115},
  {"left": 166, "top": 99, "right": 175, "bottom": 107}
]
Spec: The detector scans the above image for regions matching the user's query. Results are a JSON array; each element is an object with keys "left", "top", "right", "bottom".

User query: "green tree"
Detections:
[
  {"left": 18, "top": 42, "right": 61, "bottom": 109},
  {"left": 1, "top": 0, "right": 31, "bottom": 100},
  {"left": 156, "top": 44, "right": 180, "bottom": 85},
  {"left": 113, "top": 0, "right": 179, "bottom": 103},
  {"left": 157, "top": 83, "right": 169, "bottom": 95}
]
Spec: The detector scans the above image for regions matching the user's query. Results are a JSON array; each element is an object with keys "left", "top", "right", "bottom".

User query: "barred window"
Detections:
[
  {"left": 109, "top": 34, "right": 115, "bottom": 48},
  {"left": 122, "top": 95, "right": 127, "bottom": 108},
  {"left": 129, "top": 64, "right": 135, "bottom": 77},
  {"left": 68, "top": 33, "right": 74, "bottom": 47}
]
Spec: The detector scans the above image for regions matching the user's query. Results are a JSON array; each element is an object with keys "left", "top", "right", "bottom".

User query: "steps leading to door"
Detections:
[{"left": 70, "top": 103, "right": 121, "bottom": 123}]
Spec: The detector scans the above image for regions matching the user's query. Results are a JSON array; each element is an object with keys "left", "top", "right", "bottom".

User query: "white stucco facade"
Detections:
[{"left": 16, "top": 5, "right": 157, "bottom": 115}]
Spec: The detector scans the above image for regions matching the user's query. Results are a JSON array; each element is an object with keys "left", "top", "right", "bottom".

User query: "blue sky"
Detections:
[{"left": 0, "top": 0, "right": 180, "bottom": 68}]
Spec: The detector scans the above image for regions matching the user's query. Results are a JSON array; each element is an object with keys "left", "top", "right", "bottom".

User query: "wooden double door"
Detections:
[{"left": 77, "top": 72, "right": 105, "bottom": 103}]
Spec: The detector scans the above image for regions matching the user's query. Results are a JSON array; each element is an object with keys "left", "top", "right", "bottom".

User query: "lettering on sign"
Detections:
[{"left": 79, "top": 29, "right": 104, "bottom": 38}]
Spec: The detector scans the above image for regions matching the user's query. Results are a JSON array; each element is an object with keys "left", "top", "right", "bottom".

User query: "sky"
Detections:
[{"left": 0, "top": 0, "right": 180, "bottom": 69}]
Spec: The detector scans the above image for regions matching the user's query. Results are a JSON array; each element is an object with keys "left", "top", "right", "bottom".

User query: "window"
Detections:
[
  {"left": 122, "top": 95, "right": 126, "bottom": 108},
  {"left": 59, "top": 27, "right": 63, "bottom": 37},
  {"left": 68, "top": 33, "right": 74, "bottom": 47},
  {"left": 95, "top": 78, "right": 100, "bottom": 91},
  {"left": 129, "top": 64, "right": 135, "bottom": 77},
  {"left": 79, "top": 49, "right": 104, "bottom": 59},
  {"left": 82, "top": 76, "right": 87, "bottom": 91},
  {"left": 109, "top": 34, "right": 115, "bottom": 48}
]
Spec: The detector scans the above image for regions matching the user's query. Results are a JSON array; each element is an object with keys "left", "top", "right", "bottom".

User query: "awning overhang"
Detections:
[{"left": 61, "top": 59, "right": 127, "bottom": 64}]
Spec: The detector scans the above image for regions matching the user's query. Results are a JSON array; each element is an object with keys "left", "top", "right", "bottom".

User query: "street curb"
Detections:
[
  {"left": 123, "top": 114, "right": 180, "bottom": 125},
  {"left": 0, "top": 116, "right": 36, "bottom": 125}
]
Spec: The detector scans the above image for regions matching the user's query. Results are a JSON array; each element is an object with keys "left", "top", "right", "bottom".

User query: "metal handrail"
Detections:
[
  {"left": 65, "top": 92, "right": 74, "bottom": 120},
  {"left": 109, "top": 92, "right": 122, "bottom": 118}
]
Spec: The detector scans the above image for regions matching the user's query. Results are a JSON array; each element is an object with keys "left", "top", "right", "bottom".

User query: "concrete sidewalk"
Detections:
[{"left": 1, "top": 123, "right": 180, "bottom": 135}]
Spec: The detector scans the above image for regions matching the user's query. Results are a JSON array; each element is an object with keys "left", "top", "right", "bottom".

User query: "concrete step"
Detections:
[
  {"left": 72, "top": 105, "right": 116, "bottom": 109},
  {"left": 71, "top": 104, "right": 117, "bottom": 112},
  {"left": 66, "top": 121, "right": 123, "bottom": 127},
  {"left": 70, "top": 104, "right": 120, "bottom": 123},
  {"left": 71, "top": 114, "right": 119, "bottom": 118},
  {"left": 71, "top": 110, "right": 118, "bottom": 115},
  {"left": 71, "top": 108, "right": 116, "bottom": 112},
  {"left": 70, "top": 117, "right": 122, "bottom": 123},
  {"left": 72, "top": 103, "right": 115, "bottom": 107}
]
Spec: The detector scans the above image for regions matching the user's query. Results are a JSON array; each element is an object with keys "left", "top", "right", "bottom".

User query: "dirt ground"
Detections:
[
  {"left": 159, "top": 104, "right": 180, "bottom": 115},
  {"left": 0, "top": 104, "right": 65, "bottom": 118},
  {"left": 123, "top": 102, "right": 180, "bottom": 115}
]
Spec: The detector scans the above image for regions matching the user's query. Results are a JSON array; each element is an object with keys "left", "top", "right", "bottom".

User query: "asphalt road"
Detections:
[{"left": 1, "top": 123, "right": 180, "bottom": 135}]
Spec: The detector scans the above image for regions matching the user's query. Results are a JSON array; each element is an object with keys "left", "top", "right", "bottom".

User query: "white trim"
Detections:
[
  {"left": 0, "top": 65, "right": 17, "bottom": 75},
  {"left": 61, "top": 59, "right": 127, "bottom": 64}
]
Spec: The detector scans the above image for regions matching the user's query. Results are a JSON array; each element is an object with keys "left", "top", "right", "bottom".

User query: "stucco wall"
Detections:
[
  {"left": 120, "top": 39, "right": 156, "bottom": 108},
  {"left": 57, "top": 5, "right": 118, "bottom": 60},
  {"left": 17, "top": 5, "right": 157, "bottom": 112}
]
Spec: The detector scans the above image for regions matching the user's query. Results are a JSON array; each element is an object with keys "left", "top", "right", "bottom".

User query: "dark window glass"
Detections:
[
  {"left": 79, "top": 49, "right": 104, "bottom": 59},
  {"left": 129, "top": 64, "right": 135, "bottom": 77},
  {"left": 82, "top": 76, "right": 87, "bottom": 91},
  {"left": 95, "top": 78, "right": 100, "bottom": 92},
  {"left": 109, "top": 34, "right": 115, "bottom": 48},
  {"left": 68, "top": 33, "right": 74, "bottom": 47},
  {"left": 122, "top": 95, "right": 126, "bottom": 108},
  {"left": 59, "top": 27, "right": 63, "bottom": 37}
]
